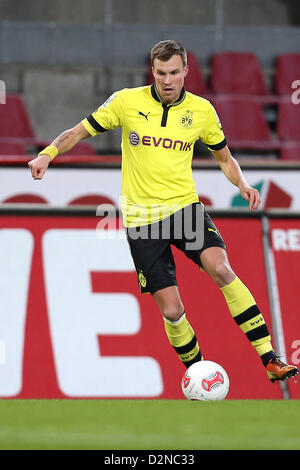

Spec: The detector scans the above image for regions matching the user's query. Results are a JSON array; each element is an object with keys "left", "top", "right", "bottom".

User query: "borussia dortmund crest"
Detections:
[
  {"left": 138, "top": 271, "right": 147, "bottom": 288},
  {"left": 180, "top": 110, "right": 193, "bottom": 128}
]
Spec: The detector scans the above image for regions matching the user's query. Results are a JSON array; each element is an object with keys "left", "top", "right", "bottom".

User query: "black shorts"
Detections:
[{"left": 125, "top": 202, "right": 226, "bottom": 294}]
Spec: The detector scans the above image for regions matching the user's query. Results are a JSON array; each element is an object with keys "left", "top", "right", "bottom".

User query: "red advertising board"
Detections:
[
  {"left": 0, "top": 215, "right": 286, "bottom": 399},
  {"left": 270, "top": 218, "right": 300, "bottom": 399}
]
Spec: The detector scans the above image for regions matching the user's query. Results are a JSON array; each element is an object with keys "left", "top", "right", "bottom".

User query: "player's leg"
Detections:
[
  {"left": 175, "top": 204, "right": 275, "bottom": 365},
  {"left": 126, "top": 224, "right": 202, "bottom": 369},
  {"left": 172, "top": 203, "right": 298, "bottom": 381},
  {"left": 201, "top": 246, "right": 298, "bottom": 381},
  {"left": 200, "top": 246, "right": 276, "bottom": 364},
  {"left": 152, "top": 285, "right": 203, "bottom": 368}
]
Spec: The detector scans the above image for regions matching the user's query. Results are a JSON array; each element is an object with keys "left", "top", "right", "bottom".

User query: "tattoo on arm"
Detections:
[
  {"left": 52, "top": 130, "right": 75, "bottom": 152},
  {"left": 51, "top": 124, "right": 90, "bottom": 153}
]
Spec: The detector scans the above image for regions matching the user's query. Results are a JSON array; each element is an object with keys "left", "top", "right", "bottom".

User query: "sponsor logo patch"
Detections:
[
  {"left": 129, "top": 131, "right": 140, "bottom": 146},
  {"left": 101, "top": 93, "right": 117, "bottom": 109}
]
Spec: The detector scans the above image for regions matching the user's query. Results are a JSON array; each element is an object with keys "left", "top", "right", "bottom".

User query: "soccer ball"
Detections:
[{"left": 181, "top": 360, "right": 229, "bottom": 401}]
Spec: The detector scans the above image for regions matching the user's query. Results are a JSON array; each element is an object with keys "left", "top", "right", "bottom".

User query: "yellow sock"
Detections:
[
  {"left": 221, "top": 277, "right": 275, "bottom": 366},
  {"left": 164, "top": 312, "right": 203, "bottom": 368}
]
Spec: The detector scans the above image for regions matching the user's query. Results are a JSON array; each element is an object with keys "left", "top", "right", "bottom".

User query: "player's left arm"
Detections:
[{"left": 211, "top": 145, "right": 261, "bottom": 211}]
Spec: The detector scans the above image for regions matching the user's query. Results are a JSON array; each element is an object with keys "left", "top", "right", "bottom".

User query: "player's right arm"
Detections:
[
  {"left": 29, "top": 89, "right": 124, "bottom": 180},
  {"left": 28, "top": 122, "right": 91, "bottom": 180}
]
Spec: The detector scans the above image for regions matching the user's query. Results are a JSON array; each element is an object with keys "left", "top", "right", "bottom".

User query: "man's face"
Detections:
[{"left": 152, "top": 54, "right": 188, "bottom": 105}]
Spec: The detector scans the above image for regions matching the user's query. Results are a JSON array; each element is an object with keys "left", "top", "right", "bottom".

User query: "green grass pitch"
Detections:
[{"left": 0, "top": 399, "right": 299, "bottom": 450}]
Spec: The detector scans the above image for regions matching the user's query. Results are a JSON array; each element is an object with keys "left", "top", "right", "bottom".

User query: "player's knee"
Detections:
[
  {"left": 213, "top": 262, "right": 234, "bottom": 286},
  {"left": 162, "top": 303, "right": 185, "bottom": 322}
]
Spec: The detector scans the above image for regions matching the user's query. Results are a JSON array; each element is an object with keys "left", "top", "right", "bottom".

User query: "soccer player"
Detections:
[{"left": 29, "top": 40, "right": 298, "bottom": 383}]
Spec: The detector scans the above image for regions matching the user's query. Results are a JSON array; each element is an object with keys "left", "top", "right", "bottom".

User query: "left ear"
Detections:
[{"left": 184, "top": 65, "right": 189, "bottom": 78}]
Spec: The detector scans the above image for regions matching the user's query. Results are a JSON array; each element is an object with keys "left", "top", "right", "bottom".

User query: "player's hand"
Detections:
[
  {"left": 239, "top": 184, "right": 261, "bottom": 211},
  {"left": 28, "top": 154, "right": 51, "bottom": 180}
]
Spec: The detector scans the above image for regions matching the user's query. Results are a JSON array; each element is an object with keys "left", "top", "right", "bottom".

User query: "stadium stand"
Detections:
[
  {"left": 145, "top": 47, "right": 300, "bottom": 158},
  {"left": 182, "top": 51, "right": 208, "bottom": 97},
  {"left": 148, "top": 48, "right": 300, "bottom": 157},
  {"left": 63, "top": 142, "right": 96, "bottom": 156},
  {"left": 274, "top": 53, "right": 300, "bottom": 95},
  {"left": 0, "top": 50, "right": 299, "bottom": 161},
  {"left": 212, "top": 96, "right": 279, "bottom": 151},
  {"left": 280, "top": 142, "right": 300, "bottom": 160},
  {"left": 0, "top": 93, "right": 36, "bottom": 141},
  {"left": 210, "top": 52, "right": 268, "bottom": 95},
  {"left": 0, "top": 93, "right": 97, "bottom": 162},
  {"left": 0, "top": 140, "right": 27, "bottom": 156},
  {"left": 209, "top": 51, "right": 278, "bottom": 104},
  {"left": 277, "top": 101, "right": 300, "bottom": 142}
]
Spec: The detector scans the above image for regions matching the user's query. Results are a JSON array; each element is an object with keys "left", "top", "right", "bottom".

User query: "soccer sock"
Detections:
[
  {"left": 220, "top": 277, "right": 276, "bottom": 366},
  {"left": 163, "top": 312, "right": 203, "bottom": 368}
]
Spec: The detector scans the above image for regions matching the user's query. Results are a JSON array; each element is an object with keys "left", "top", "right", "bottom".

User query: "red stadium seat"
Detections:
[
  {"left": 275, "top": 54, "right": 300, "bottom": 95},
  {"left": 0, "top": 93, "right": 36, "bottom": 139},
  {"left": 63, "top": 142, "right": 96, "bottom": 156},
  {"left": 184, "top": 51, "right": 208, "bottom": 96},
  {"left": 280, "top": 142, "right": 300, "bottom": 160},
  {"left": 212, "top": 97, "right": 279, "bottom": 150},
  {"left": 146, "top": 51, "right": 208, "bottom": 96},
  {"left": 0, "top": 140, "right": 27, "bottom": 156},
  {"left": 210, "top": 52, "right": 270, "bottom": 97},
  {"left": 277, "top": 101, "right": 300, "bottom": 142}
]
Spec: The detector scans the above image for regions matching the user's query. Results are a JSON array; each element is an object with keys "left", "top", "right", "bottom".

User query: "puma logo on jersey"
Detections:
[
  {"left": 139, "top": 111, "right": 150, "bottom": 121},
  {"left": 208, "top": 227, "right": 219, "bottom": 235}
]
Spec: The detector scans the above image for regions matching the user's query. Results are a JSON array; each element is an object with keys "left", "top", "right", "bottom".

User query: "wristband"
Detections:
[{"left": 38, "top": 145, "right": 59, "bottom": 161}]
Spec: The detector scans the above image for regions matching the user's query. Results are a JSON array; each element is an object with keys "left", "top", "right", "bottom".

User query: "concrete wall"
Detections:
[
  {"left": 1, "top": 23, "right": 300, "bottom": 67},
  {"left": 0, "top": 0, "right": 297, "bottom": 25}
]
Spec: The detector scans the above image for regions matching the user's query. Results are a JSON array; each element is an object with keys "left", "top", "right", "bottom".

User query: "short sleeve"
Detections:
[
  {"left": 200, "top": 102, "right": 227, "bottom": 151},
  {"left": 81, "top": 90, "right": 125, "bottom": 136}
]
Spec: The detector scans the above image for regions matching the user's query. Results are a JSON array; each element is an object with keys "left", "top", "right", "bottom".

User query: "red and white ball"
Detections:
[{"left": 182, "top": 360, "right": 230, "bottom": 401}]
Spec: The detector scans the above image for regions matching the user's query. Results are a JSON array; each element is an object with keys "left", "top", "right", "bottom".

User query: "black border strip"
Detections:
[
  {"left": 87, "top": 115, "right": 108, "bottom": 133},
  {"left": 206, "top": 138, "right": 227, "bottom": 151},
  {"left": 0, "top": 206, "right": 300, "bottom": 218}
]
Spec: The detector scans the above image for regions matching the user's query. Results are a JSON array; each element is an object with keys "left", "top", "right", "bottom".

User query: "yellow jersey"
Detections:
[{"left": 81, "top": 84, "right": 226, "bottom": 227}]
